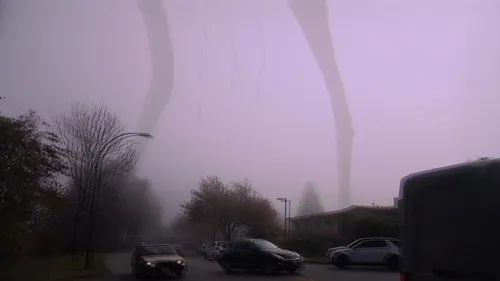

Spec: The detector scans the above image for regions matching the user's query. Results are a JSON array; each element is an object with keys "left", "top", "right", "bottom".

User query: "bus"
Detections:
[{"left": 398, "top": 158, "right": 500, "bottom": 281}]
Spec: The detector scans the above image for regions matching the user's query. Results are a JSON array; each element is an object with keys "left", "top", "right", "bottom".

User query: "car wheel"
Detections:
[
  {"left": 135, "top": 265, "right": 145, "bottom": 279},
  {"left": 204, "top": 253, "right": 208, "bottom": 260},
  {"left": 386, "top": 255, "right": 400, "bottom": 270},
  {"left": 334, "top": 254, "right": 349, "bottom": 269},
  {"left": 220, "top": 261, "right": 234, "bottom": 274},
  {"left": 133, "top": 264, "right": 140, "bottom": 277},
  {"left": 286, "top": 268, "right": 300, "bottom": 275}
]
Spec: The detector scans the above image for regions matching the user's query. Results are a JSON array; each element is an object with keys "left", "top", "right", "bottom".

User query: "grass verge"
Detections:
[{"left": 0, "top": 253, "right": 110, "bottom": 281}]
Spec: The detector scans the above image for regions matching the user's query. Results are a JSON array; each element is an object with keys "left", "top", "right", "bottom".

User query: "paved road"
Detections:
[{"left": 103, "top": 253, "right": 399, "bottom": 281}]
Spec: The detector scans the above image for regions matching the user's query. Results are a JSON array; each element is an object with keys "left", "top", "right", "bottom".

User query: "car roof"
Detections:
[
  {"left": 139, "top": 243, "right": 176, "bottom": 249},
  {"left": 247, "top": 238, "right": 269, "bottom": 243},
  {"left": 353, "top": 237, "right": 398, "bottom": 241}
]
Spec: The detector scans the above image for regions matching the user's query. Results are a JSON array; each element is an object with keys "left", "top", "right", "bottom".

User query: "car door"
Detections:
[
  {"left": 228, "top": 241, "right": 246, "bottom": 267},
  {"left": 233, "top": 241, "right": 259, "bottom": 269},
  {"left": 350, "top": 240, "right": 389, "bottom": 264}
]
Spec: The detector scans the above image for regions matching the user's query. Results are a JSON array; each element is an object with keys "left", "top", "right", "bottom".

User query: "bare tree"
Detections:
[{"left": 51, "top": 102, "right": 138, "bottom": 262}]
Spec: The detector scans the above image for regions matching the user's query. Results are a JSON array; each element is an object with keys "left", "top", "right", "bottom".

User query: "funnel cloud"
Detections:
[
  {"left": 288, "top": 0, "right": 354, "bottom": 208},
  {"left": 135, "top": 0, "right": 174, "bottom": 154}
]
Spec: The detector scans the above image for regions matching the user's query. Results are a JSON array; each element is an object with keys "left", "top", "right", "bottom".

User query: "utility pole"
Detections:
[
  {"left": 277, "top": 198, "right": 288, "bottom": 241},
  {"left": 288, "top": 200, "right": 292, "bottom": 240}
]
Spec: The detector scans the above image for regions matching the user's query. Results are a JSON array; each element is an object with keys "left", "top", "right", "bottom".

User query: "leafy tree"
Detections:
[
  {"left": 297, "top": 181, "right": 325, "bottom": 216},
  {"left": 0, "top": 110, "right": 66, "bottom": 256},
  {"left": 181, "top": 176, "right": 279, "bottom": 241}
]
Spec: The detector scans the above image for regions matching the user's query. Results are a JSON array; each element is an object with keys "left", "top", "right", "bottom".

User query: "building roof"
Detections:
[{"left": 290, "top": 204, "right": 396, "bottom": 221}]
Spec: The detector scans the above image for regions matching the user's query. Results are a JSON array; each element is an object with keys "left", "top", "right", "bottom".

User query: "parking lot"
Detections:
[{"left": 104, "top": 252, "right": 400, "bottom": 281}]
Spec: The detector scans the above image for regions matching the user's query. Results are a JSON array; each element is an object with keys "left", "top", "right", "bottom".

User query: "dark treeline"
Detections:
[{"left": 0, "top": 101, "right": 162, "bottom": 264}]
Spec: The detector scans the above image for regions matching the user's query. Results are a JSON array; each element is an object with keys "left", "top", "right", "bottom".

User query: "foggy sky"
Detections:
[{"left": 1, "top": 0, "right": 500, "bottom": 220}]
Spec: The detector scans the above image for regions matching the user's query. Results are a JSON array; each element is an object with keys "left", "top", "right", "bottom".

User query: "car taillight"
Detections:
[{"left": 400, "top": 272, "right": 411, "bottom": 281}]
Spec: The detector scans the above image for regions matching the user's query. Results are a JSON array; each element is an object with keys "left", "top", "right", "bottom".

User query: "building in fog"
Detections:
[{"left": 290, "top": 203, "right": 397, "bottom": 240}]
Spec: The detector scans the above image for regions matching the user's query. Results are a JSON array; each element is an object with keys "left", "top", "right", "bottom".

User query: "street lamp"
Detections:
[
  {"left": 277, "top": 197, "right": 288, "bottom": 241},
  {"left": 84, "top": 132, "right": 153, "bottom": 268},
  {"left": 288, "top": 200, "right": 292, "bottom": 240}
]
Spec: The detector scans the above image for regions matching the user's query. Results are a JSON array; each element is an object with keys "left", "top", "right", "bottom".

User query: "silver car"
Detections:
[
  {"left": 205, "top": 241, "right": 229, "bottom": 261},
  {"left": 328, "top": 237, "right": 400, "bottom": 270}
]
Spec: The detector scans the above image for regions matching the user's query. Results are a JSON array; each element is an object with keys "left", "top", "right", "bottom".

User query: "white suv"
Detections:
[
  {"left": 329, "top": 237, "right": 400, "bottom": 270},
  {"left": 325, "top": 238, "right": 371, "bottom": 260}
]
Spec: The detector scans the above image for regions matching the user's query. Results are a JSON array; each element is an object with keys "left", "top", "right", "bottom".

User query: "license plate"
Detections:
[{"left": 162, "top": 268, "right": 171, "bottom": 274}]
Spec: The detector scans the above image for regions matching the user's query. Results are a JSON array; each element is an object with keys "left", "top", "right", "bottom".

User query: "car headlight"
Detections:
[
  {"left": 146, "top": 262, "right": 156, "bottom": 267},
  {"left": 270, "top": 253, "right": 284, "bottom": 260}
]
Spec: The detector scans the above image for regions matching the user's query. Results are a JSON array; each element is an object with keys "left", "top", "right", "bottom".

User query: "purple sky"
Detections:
[{"left": 1, "top": 0, "right": 500, "bottom": 220}]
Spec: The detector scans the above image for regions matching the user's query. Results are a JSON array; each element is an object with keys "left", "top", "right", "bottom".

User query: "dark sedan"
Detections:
[{"left": 218, "top": 238, "right": 304, "bottom": 274}]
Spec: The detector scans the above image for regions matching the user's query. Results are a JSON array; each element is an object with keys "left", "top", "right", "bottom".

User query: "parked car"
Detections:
[
  {"left": 218, "top": 238, "right": 304, "bottom": 274},
  {"left": 197, "top": 244, "right": 208, "bottom": 256},
  {"left": 166, "top": 243, "right": 184, "bottom": 257},
  {"left": 328, "top": 237, "right": 400, "bottom": 270},
  {"left": 205, "top": 241, "right": 229, "bottom": 261},
  {"left": 325, "top": 238, "right": 372, "bottom": 260},
  {"left": 130, "top": 243, "right": 188, "bottom": 279}
]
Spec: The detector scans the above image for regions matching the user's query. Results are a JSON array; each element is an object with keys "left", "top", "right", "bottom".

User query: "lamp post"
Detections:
[
  {"left": 277, "top": 197, "right": 288, "bottom": 241},
  {"left": 288, "top": 200, "right": 292, "bottom": 240},
  {"left": 84, "top": 132, "right": 153, "bottom": 268}
]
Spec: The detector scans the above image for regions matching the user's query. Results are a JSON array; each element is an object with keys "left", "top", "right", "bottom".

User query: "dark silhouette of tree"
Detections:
[
  {"left": 297, "top": 181, "right": 325, "bottom": 216},
  {"left": 0, "top": 110, "right": 66, "bottom": 256}
]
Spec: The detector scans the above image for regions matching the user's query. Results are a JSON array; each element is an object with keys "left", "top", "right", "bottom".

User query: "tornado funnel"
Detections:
[
  {"left": 288, "top": 0, "right": 354, "bottom": 208},
  {"left": 136, "top": 0, "right": 174, "bottom": 155}
]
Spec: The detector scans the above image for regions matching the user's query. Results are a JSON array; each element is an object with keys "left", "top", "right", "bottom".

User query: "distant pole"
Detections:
[
  {"left": 288, "top": 200, "right": 292, "bottom": 240},
  {"left": 277, "top": 197, "right": 288, "bottom": 241},
  {"left": 284, "top": 200, "right": 288, "bottom": 240}
]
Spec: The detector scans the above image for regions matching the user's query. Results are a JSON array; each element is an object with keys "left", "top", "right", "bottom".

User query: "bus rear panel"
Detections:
[{"left": 399, "top": 159, "right": 500, "bottom": 281}]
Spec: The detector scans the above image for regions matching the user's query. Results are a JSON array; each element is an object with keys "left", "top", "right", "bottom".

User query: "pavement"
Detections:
[{"left": 99, "top": 252, "right": 399, "bottom": 281}]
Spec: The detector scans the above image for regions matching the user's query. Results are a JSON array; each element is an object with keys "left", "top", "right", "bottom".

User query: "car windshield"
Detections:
[
  {"left": 390, "top": 240, "right": 401, "bottom": 247},
  {"left": 143, "top": 245, "right": 178, "bottom": 255},
  {"left": 347, "top": 239, "right": 365, "bottom": 248},
  {"left": 252, "top": 240, "right": 279, "bottom": 249}
]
